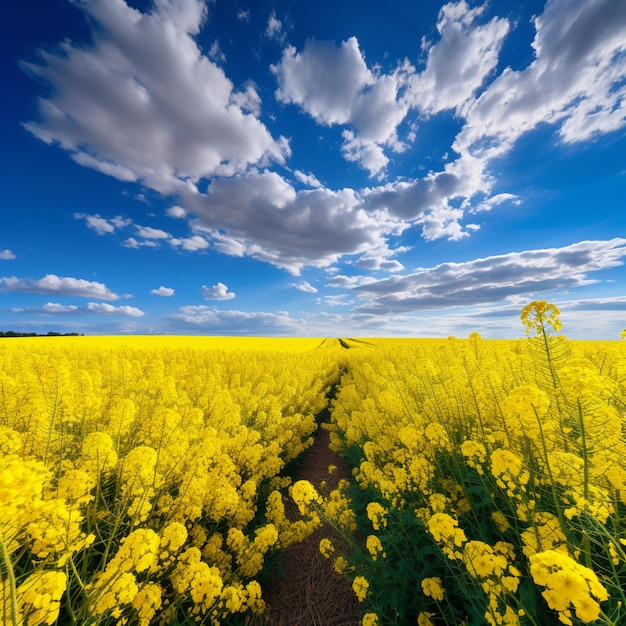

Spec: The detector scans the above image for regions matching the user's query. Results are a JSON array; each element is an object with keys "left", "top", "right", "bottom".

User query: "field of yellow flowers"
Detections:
[
  {"left": 0, "top": 336, "right": 344, "bottom": 625},
  {"left": 316, "top": 303, "right": 626, "bottom": 626},
  {"left": 1, "top": 302, "right": 625, "bottom": 626}
]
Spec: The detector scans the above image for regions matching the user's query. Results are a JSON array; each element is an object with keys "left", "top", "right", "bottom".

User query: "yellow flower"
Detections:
[
  {"left": 491, "top": 511, "right": 510, "bottom": 533},
  {"left": 427, "top": 512, "right": 466, "bottom": 559},
  {"left": 530, "top": 550, "right": 608, "bottom": 624},
  {"left": 366, "top": 502, "right": 388, "bottom": 530},
  {"left": 132, "top": 583, "right": 162, "bottom": 626},
  {"left": 290, "top": 480, "right": 321, "bottom": 515},
  {"left": 366, "top": 535, "right": 385, "bottom": 560},
  {"left": 417, "top": 611, "right": 436, "bottom": 626},
  {"left": 520, "top": 300, "right": 562, "bottom": 336},
  {"left": 18, "top": 570, "right": 67, "bottom": 626},
  {"left": 319, "top": 538, "right": 335, "bottom": 558},
  {"left": 352, "top": 576, "right": 369, "bottom": 602},
  {"left": 361, "top": 612, "right": 379, "bottom": 626},
  {"left": 421, "top": 577, "right": 445, "bottom": 601}
]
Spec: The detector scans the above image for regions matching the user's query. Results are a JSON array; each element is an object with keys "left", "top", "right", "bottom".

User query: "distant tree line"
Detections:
[{"left": 0, "top": 331, "right": 84, "bottom": 337}]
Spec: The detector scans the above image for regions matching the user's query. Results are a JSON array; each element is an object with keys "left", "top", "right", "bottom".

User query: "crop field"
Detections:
[{"left": 1, "top": 302, "right": 625, "bottom": 625}]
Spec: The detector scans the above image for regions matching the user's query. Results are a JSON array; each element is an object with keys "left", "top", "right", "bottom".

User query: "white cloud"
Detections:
[
  {"left": 11, "top": 301, "right": 144, "bottom": 317},
  {"left": 21, "top": 0, "right": 289, "bottom": 195},
  {"left": 181, "top": 170, "right": 407, "bottom": 274},
  {"left": 85, "top": 302, "right": 144, "bottom": 316},
  {"left": 20, "top": 0, "right": 626, "bottom": 278},
  {"left": 111, "top": 216, "right": 133, "bottom": 228},
  {"left": 470, "top": 193, "right": 520, "bottom": 214},
  {"left": 168, "top": 305, "right": 299, "bottom": 334},
  {"left": 454, "top": 0, "right": 626, "bottom": 159},
  {"left": 273, "top": 37, "right": 409, "bottom": 176},
  {"left": 74, "top": 213, "right": 116, "bottom": 235},
  {"left": 274, "top": 37, "right": 373, "bottom": 125},
  {"left": 316, "top": 294, "right": 353, "bottom": 307},
  {"left": 350, "top": 238, "right": 626, "bottom": 313},
  {"left": 294, "top": 169, "right": 323, "bottom": 188},
  {"left": 208, "top": 40, "right": 226, "bottom": 63},
  {"left": 43, "top": 303, "right": 78, "bottom": 313},
  {"left": 0, "top": 274, "right": 122, "bottom": 300},
  {"left": 0, "top": 250, "right": 16, "bottom": 260},
  {"left": 290, "top": 280, "right": 318, "bottom": 293},
  {"left": 200, "top": 282, "right": 235, "bottom": 300},
  {"left": 406, "top": 1, "right": 509, "bottom": 115},
  {"left": 266, "top": 11, "right": 284, "bottom": 42},
  {"left": 167, "top": 205, "right": 187, "bottom": 218},
  {"left": 353, "top": 244, "right": 407, "bottom": 272},
  {"left": 170, "top": 235, "right": 210, "bottom": 251},
  {"left": 123, "top": 237, "right": 159, "bottom": 249},
  {"left": 135, "top": 225, "right": 170, "bottom": 239},
  {"left": 150, "top": 286, "right": 175, "bottom": 296}
]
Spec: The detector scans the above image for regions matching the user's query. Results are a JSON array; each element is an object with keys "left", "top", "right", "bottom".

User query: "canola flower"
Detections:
[
  {"left": 325, "top": 303, "right": 626, "bottom": 625},
  {"left": 2, "top": 308, "right": 626, "bottom": 625},
  {"left": 0, "top": 338, "right": 344, "bottom": 624}
]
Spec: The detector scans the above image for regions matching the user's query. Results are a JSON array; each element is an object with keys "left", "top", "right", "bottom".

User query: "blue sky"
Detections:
[{"left": 1, "top": 0, "right": 625, "bottom": 338}]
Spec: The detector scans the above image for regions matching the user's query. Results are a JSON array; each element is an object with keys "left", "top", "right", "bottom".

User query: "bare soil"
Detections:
[{"left": 263, "top": 427, "right": 360, "bottom": 626}]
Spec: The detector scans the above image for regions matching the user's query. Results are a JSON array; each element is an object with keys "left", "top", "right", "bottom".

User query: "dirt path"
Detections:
[{"left": 263, "top": 426, "right": 360, "bottom": 626}]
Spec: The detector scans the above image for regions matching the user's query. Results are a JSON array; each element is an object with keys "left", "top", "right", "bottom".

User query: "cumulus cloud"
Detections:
[
  {"left": 74, "top": 213, "right": 116, "bottom": 235},
  {"left": 290, "top": 280, "right": 318, "bottom": 293},
  {"left": 200, "top": 282, "right": 235, "bottom": 300},
  {"left": 0, "top": 250, "right": 16, "bottom": 260},
  {"left": 21, "top": 0, "right": 289, "bottom": 195},
  {"left": 150, "top": 286, "right": 175, "bottom": 296},
  {"left": 349, "top": 238, "right": 626, "bottom": 313},
  {"left": 135, "top": 225, "right": 170, "bottom": 239},
  {"left": 168, "top": 305, "right": 299, "bottom": 334},
  {"left": 181, "top": 170, "right": 407, "bottom": 274},
  {"left": 406, "top": 1, "right": 509, "bottom": 115},
  {"left": 294, "top": 169, "right": 323, "bottom": 188},
  {"left": 167, "top": 205, "right": 187, "bottom": 218},
  {"left": 170, "top": 235, "right": 210, "bottom": 251},
  {"left": 11, "top": 301, "right": 144, "bottom": 316},
  {"left": 273, "top": 36, "right": 410, "bottom": 176},
  {"left": 123, "top": 237, "right": 159, "bottom": 249},
  {"left": 0, "top": 274, "right": 122, "bottom": 300},
  {"left": 454, "top": 0, "right": 626, "bottom": 159},
  {"left": 353, "top": 244, "right": 408, "bottom": 272},
  {"left": 20, "top": 0, "right": 626, "bottom": 276}
]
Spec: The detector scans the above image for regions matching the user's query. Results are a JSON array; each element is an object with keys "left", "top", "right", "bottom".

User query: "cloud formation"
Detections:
[
  {"left": 343, "top": 238, "right": 626, "bottom": 313},
  {"left": 21, "top": 0, "right": 626, "bottom": 277},
  {"left": 200, "top": 282, "right": 236, "bottom": 300},
  {"left": 11, "top": 302, "right": 144, "bottom": 316},
  {"left": 0, "top": 274, "right": 122, "bottom": 300},
  {"left": 290, "top": 280, "right": 318, "bottom": 293},
  {"left": 0, "top": 250, "right": 16, "bottom": 260},
  {"left": 150, "top": 286, "right": 175, "bottom": 296},
  {"left": 168, "top": 306, "right": 299, "bottom": 334},
  {"left": 22, "top": 0, "right": 289, "bottom": 195}
]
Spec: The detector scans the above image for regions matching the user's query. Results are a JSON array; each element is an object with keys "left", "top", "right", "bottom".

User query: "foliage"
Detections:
[{"left": 320, "top": 303, "right": 626, "bottom": 625}]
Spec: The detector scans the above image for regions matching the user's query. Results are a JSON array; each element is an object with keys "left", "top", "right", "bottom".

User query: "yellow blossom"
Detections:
[
  {"left": 421, "top": 577, "right": 445, "bottom": 601},
  {"left": 352, "top": 576, "right": 369, "bottom": 602}
]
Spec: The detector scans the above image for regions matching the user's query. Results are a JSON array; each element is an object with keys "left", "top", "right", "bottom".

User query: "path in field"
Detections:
[{"left": 264, "top": 364, "right": 360, "bottom": 626}]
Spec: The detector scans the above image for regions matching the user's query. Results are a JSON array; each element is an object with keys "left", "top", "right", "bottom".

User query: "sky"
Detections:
[{"left": 1, "top": 0, "right": 626, "bottom": 338}]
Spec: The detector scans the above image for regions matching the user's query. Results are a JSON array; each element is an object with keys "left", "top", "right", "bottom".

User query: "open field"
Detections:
[{"left": 1, "top": 303, "right": 625, "bottom": 625}]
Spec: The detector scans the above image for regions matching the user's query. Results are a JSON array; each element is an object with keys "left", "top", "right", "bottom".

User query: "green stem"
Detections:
[{"left": 0, "top": 539, "right": 19, "bottom": 626}]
